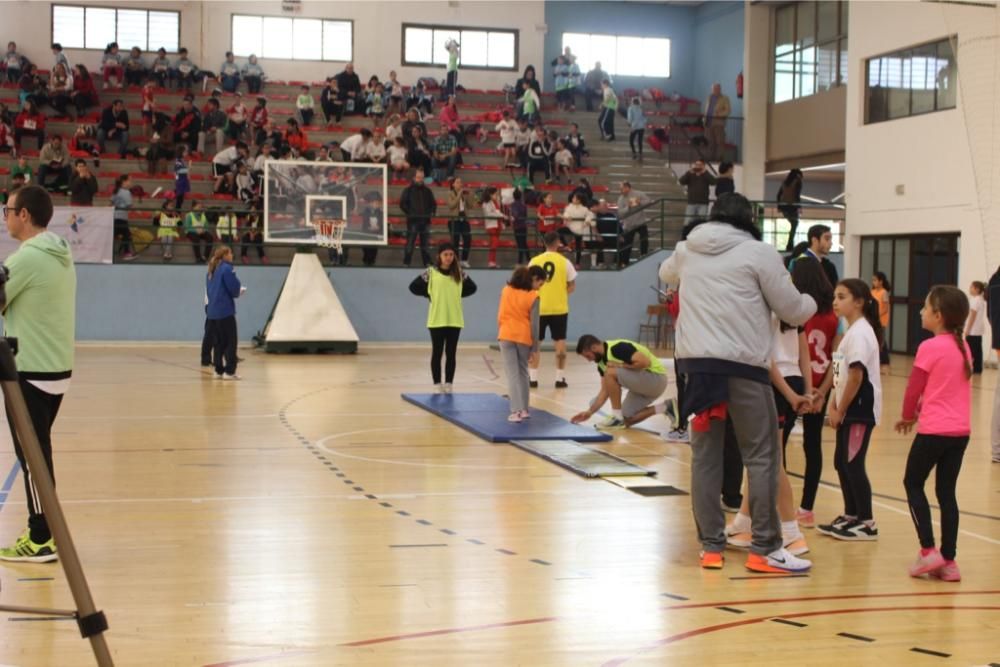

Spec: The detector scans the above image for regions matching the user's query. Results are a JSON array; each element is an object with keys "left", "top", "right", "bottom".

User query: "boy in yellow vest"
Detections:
[
  {"left": 528, "top": 232, "right": 576, "bottom": 388},
  {"left": 571, "top": 334, "right": 668, "bottom": 430}
]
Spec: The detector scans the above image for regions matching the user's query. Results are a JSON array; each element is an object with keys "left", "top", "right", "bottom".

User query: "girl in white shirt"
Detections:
[
  {"left": 495, "top": 113, "right": 518, "bottom": 166},
  {"left": 965, "top": 280, "right": 987, "bottom": 374},
  {"left": 561, "top": 193, "right": 596, "bottom": 268},
  {"left": 481, "top": 187, "right": 510, "bottom": 268},
  {"left": 553, "top": 139, "right": 573, "bottom": 183},
  {"left": 387, "top": 137, "right": 410, "bottom": 175}
]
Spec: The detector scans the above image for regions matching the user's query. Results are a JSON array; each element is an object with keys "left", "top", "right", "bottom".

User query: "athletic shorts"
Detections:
[
  {"left": 212, "top": 162, "right": 231, "bottom": 178},
  {"left": 538, "top": 314, "right": 568, "bottom": 341},
  {"left": 502, "top": 142, "right": 516, "bottom": 149}
]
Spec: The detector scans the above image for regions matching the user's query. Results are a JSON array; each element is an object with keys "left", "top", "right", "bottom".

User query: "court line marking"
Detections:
[
  {"left": 662, "top": 589, "right": 1000, "bottom": 610},
  {"left": 599, "top": 605, "right": 1000, "bottom": 667},
  {"left": 339, "top": 616, "right": 558, "bottom": 647},
  {"left": 201, "top": 649, "right": 317, "bottom": 667},
  {"left": 0, "top": 462, "right": 19, "bottom": 513},
  {"left": 314, "top": 429, "right": 534, "bottom": 470}
]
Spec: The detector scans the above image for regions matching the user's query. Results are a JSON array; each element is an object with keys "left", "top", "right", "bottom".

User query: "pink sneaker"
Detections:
[
  {"left": 518, "top": 410, "right": 531, "bottom": 419},
  {"left": 930, "top": 560, "right": 961, "bottom": 582},
  {"left": 909, "top": 548, "right": 946, "bottom": 577},
  {"left": 796, "top": 509, "right": 815, "bottom": 529},
  {"left": 507, "top": 412, "right": 523, "bottom": 423}
]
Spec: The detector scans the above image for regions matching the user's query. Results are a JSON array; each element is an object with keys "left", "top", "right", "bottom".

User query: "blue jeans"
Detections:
[
  {"left": 221, "top": 74, "right": 240, "bottom": 93},
  {"left": 98, "top": 128, "right": 130, "bottom": 157}
]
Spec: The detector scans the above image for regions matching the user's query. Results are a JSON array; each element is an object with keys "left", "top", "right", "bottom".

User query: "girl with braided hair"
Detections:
[{"left": 897, "top": 285, "right": 972, "bottom": 582}]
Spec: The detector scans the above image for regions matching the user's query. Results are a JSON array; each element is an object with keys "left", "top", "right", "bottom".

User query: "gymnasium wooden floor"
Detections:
[{"left": 0, "top": 345, "right": 997, "bottom": 667}]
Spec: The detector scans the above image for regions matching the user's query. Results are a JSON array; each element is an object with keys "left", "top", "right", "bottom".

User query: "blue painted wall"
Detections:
[
  {"left": 74, "top": 252, "right": 670, "bottom": 344},
  {"left": 542, "top": 1, "right": 744, "bottom": 113},
  {"left": 691, "top": 2, "right": 745, "bottom": 118}
]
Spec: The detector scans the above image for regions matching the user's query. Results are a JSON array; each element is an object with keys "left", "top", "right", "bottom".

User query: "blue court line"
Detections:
[{"left": 0, "top": 462, "right": 20, "bottom": 512}]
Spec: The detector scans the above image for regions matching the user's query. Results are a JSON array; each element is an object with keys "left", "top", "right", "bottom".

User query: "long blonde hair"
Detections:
[{"left": 208, "top": 245, "right": 231, "bottom": 278}]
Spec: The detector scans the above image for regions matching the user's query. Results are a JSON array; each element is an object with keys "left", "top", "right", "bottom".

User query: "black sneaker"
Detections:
[
  {"left": 555, "top": 379, "right": 568, "bottom": 388},
  {"left": 816, "top": 515, "right": 853, "bottom": 536},
  {"left": 830, "top": 520, "right": 878, "bottom": 541},
  {"left": 529, "top": 381, "right": 538, "bottom": 389}
]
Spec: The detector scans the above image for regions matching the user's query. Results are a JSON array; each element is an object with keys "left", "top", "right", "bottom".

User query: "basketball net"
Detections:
[{"left": 312, "top": 218, "right": 346, "bottom": 253}]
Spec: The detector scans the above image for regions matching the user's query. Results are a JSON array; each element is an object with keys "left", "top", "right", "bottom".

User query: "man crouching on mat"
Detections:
[{"left": 571, "top": 335, "right": 669, "bottom": 430}]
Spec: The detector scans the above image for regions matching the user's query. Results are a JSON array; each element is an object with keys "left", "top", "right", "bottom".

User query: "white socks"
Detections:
[
  {"left": 781, "top": 519, "right": 803, "bottom": 542},
  {"left": 529, "top": 368, "right": 539, "bottom": 382},
  {"left": 612, "top": 408, "right": 623, "bottom": 418},
  {"left": 731, "top": 512, "right": 751, "bottom": 534},
  {"left": 653, "top": 401, "right": 667, "bottom": 414}
]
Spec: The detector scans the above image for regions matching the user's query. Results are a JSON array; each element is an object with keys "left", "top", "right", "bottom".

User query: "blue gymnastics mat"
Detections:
[{"left": 401, "top": 393, "right": 613, "bottom": 443}]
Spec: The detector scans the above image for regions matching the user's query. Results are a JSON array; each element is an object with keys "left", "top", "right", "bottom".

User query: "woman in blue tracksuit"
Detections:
[{"left": 206, "top": 245, "right": 243, "bottom": 379}]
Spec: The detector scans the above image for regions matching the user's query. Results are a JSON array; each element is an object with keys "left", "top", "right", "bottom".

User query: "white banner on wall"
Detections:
[{"left": 0, "top": 206, "right": 115, "bottom": 265}]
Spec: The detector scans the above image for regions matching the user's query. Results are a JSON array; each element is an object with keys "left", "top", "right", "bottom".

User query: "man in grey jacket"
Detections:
[
  {"left": 660, "top": 193, "right": 816, "bottom": 573},
  {"left": 616, "top": 181, "right": 651, "bottom": 266}
]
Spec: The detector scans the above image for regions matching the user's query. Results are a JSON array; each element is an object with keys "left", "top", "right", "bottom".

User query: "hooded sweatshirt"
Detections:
[
  {"left": 2, "top": 231, "right": 76, "bottom": 384},
  {"left": 659, "top": 221, "right": 815, "bottom": 379}
]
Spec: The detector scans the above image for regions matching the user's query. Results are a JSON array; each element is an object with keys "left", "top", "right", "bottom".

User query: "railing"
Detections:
[{"left": 662, "top": 115, "right": 743, "bottom": 169}]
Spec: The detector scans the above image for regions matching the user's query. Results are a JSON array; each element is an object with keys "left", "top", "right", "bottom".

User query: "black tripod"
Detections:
[{"left": 0, "top": 337, "right": 113, "bottom": 666}]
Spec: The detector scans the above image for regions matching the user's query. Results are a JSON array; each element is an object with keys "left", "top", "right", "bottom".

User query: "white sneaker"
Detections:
[
  {"left": 746, "top": 547, "right": 811, "bottom": 573},
  {"left": 443, "top": 383, "right": 453, "bottom": 394},
  {"left": 663, "top": 429, "right": 689, "bottom": 443},
  {"left": 222, "top": 373, "right": 241, "bottom": 381},
  {"left": 596, "top": 415, "right": 626, "bottom": 430},
  {"left": 435, "top": 383, "right": 445, "bottom": 394}
]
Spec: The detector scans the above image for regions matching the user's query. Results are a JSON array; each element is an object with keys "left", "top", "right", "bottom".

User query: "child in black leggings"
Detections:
[{"left": 897, "top": 286, "right": 971, "bottom": 582}]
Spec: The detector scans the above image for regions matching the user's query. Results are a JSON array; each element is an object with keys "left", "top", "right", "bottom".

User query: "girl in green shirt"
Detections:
[{"left": 409, "top": 242, "right": 477, "bottom": 393}]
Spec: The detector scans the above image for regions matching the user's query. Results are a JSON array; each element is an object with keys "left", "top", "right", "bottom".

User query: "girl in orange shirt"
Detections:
[
  {"left": 498, "top": 265, "right": 547, "bottom": 422},
  {"left": 871, "top": 271, "right": 891, "bottom": 372}
]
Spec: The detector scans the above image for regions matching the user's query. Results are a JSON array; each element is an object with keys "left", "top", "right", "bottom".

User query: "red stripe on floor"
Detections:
[{"left": 340, "top": 616, "right": 558, "bottom": 647}]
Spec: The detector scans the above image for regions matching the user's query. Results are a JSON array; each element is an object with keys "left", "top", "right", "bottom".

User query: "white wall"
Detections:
[
  {"left": 0, "top": 1, "right": 545, "bottom": 89},
  {"left": 844, "top": 0, "right": 998, "bottom": 308}
]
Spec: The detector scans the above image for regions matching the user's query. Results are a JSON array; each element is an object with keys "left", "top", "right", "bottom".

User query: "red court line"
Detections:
[
  {"left": 202, "top": 649, "right": 316, "bottom": 667},
  {"left": 601, "top": 605, "right": 1000, "bottom": 667},
  {"left": 340, "top": 616, "right": 558, "bottom": 647},
  {"left": 664, "top": 589, "right": 1000, "bottom": 610}
]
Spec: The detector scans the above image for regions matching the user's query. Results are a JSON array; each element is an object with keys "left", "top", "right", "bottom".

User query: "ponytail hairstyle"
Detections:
[
  {"left": 972, "top": 280, "right": 986, "bottom": 295},
  {"left": 926, "top": 285, "right": 972, "bottom": 379},
  {"left": 208, "top": 245, "right": 232, "bottom": 278},
  {"left": 114, "top": 174, "right": 130, "bottom": 192},
  {"left": 873, "top": 270, "right": 891, "bottom": 292},
  {"left": 838, "top": 278, "right": 884, "bottom": 346},
  {"left": 435, "top": 241, "right": 462, "bottom": 283},
  {"left": 792, "top": 257, "right": 834, "bottom": 314},
  {"left": 508, "top": 265, "right": 547, "bottom": 290}
]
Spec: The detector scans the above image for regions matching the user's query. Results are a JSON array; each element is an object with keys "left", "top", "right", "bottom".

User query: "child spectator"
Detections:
[
  {"left": 249, "top": 97, "right": 269, "bottom": 145},
  {"left": 14, "top": 99, "right": 46, "bottom": 150},
  {"left": 514, "top": 118, "right": 532, "bottom": 168},
  {"left": 240, "top": 210, "right": 268, "bottom": 265},
  {"left": 965, "top": 281, "right": 986, "bottom": 374},
  {"left": 101, "top": 42, "right": 124, "bottom": 89},
  {"left": 174, "top": 144, "right": 191, "bottom": 210},
  {"left": 173, "top": 48, "right": 199, "bottom": 90},
  {"left": 216, "top": 210, "right": 237, "bottom": 244},
  {"left": 297, "top": 85, "right": 315, "bottom": 127},
  {"left": 367, "top": 83, "right": 385, "bottom": 125},
  {"left": 71, "top": 65, "right": 98, "bottom": 118},
  {"left": 495, "top": 111, "right": 518, "bottom": 167},
  {"left": 153, "top": 198, "right": 181, "bottom": 261},
  {"left": 219, "top": 51, "right": 241, "bottom": 93},
  {"left": 199, "top": 97, "right": 227, "bottom": 155},
  {"left": 563, "top": 123, "right": 586, "bottom": 168},
  {"left": 183, "top": 200, "right": 214, "bottom": 263},
  {"left": 212, "top": 141, "right": 249, "bottom": 192},
  {"left": 384, "top": 114, "right": 403, "bottom": 145},
  {"left": 51, "top": 43, "right": 70, "bottom": 73},
  {"left": 599, "top": 78, "right": 618, "bottom": 141},
  {"left": 283, "top": 118, "right": 308, "bottom": 157},
  {"left": 510, "top": 188, "right": 531, "bottom": 264},
  {"left": 536, "top": 192, "right": 561, "bottom": 235},
  {"left": 12, "top": 155, "right": 32, "bottom": 184},
  {"left": 497, "top": 265, "right": 546, "bottom": 422},
  {"left": 482, "top": 187, "right": 509, "bottom": 269},
  {"left": 320, "top": 78, "right": 343, "bottom": 126},
  {"left": 385, "top": 70, "right": 405, "bottom": 116},
  {"left": 242, "top": 54, "right": 264, "bottom": 94},
  {"left": 4, "top": 42, "right": 25, "bottom": 84},
  {"left": 388, "top": 136, "right": 410, "bottom": 176},
  {"left": 526, "top": 126, "right": 552, "bottom": 185},
  {"left": 48, "top": 63, "right": 73, "bottom": 117},
  {"left": 519, "top": 80, "right": 541, "bottom": 125},
  {"left": 0, "top": 117, "right": 14, "bottom": 157},
  {"left": 140, "top": 79, "right": 157, "bottom": 135},
  {"left": 235, "top": 163, "right": 254, "bottom": 203},
  {"left": 553, "top": 139, "right": 573, "bottom": 183},
  {"left": 112, "top": 174, "right": 136, "bottom": 260},
  {"left": 561, "top": 192, "right": 597, "bottom": 268},
  {"left": 68, "top": 159, "right": 98, "bottom": 206},
  {"left": 151, "top": 48, "right": 171, "bottom": 88},
  {"left": 627, "top": 97, "right": 647, "bottom": 160},
  {"left": 124, "top": 47, "right": 146, "bottom": 87},
  {"left": 898, "top": 285, "right": 972, "bottom": 582},
  {"left": 227, "top": 93, "right": 249, "bottom": 142},
  {"left": 360, "top": 195, "right": 384, "bottom": 266}
]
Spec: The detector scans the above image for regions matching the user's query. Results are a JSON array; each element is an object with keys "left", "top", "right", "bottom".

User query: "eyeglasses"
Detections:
[{"left": 2, "top": 205, "right": 23, "bottom": 218}]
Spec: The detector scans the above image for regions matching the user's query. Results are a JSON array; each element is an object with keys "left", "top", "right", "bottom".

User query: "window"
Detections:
[
  {"left": 773, "top": 1, "right": 848, "bottom": 103},
  {"left": 231, "top": 15, "right": 352, "bottom": 62},
  {"left": 402, "top": 24, "right": 517, "bottom": 70},
  {"left": 865, "top": 37, "right": 956, "bottom": 124},
  {"left": 51, "top": 4, "right": 179, "bottom": 52},
  {"left": 561, "top": 33, "right": 670, "bottom": 78}
]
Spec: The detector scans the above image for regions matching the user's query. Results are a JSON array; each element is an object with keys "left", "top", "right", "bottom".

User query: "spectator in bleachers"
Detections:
[
  {"left": 554, "top": 55, "right": 571, "bottom": 112},
  {"left": 569, "top": 177, "right": 595, "bottom": 208},
  {"left": 519, "top": 80, "right": 541, "bottom": 125},
  {"left": 401, "top": 107, "right": 427, "bottom": 139},
  {"left": 583, "top": 62, "right": 608, "bottom": 112},
  {"left": 173, "top": 48, "right": 200, "bottom": 90},
  {"left": 174, "top": 144, "right": 191, "bottom": 209},
  {"left": 235, "top": 163, "right": 254, "bottom": 203},
  {"left": 70, "top": 65, "right": 98, "bottom": 118},
  {"left": 320, "top": 78, "right": 343, "bottom": 126},
  {"left": 340, "top": 128, "right": 373, "bottom": 162},
  {"left": 567, "top": 54, "right": 581, "bottom": 111},
  {"left": 13, "top": 99, "right": 46, "bottom": 150},
  {"left": 563, "top": 122, "right": 586, "bottom": 168},
  {"left": 439, "top": 95, "right": 465, "bottom": 148},
  {"left": 101, "top": 42, "right": 124, "bottom": 89},
  {"left": 526, "top": 126, "right": 552, "bottom": 185},
  {"left": 385, "top": 70, "right": 405, "bottom": 116},
  {"left": 183, "top": 200, "right": 213, "bottom": 263},
  {"left": 242, "top": 55, "right": 264, "bottom": 94},
  {"left": 140, "top": 79, "right": 156, "bottom": 135},
  {"left": 617, "top": 181, "right": 651, "bottom": 266},
  {"left": 249, "top": 97, "right": 268, "bottom": 146},
  {"left": 124, "top": 47, "right": 146, "bottom": 87},
  {"left": 37, "top": 135, "right": 70, "bottom": 192},
  {"left": 514, "top": 117, "right": 531, "bottom": 169},
  {"left": 598, "top": 79, "right": 618, "bottom": 141},
  {"left": 98, "top": 99, "right": 130, "bottom": 158},
  {"left": 385, "top": 113, "right": 403, "bottom": 145},
  {"left": 553, "top": 139, "right": 573, "bottom": 184},
  {"left": 219, "top": 52, "right": 241, "bottom": 93},
  {"left": 283, "top": 118, "right": 308, "bottom": 157},
  {"left": 367, "top": 83, "right": 386, "bottom": 126},
  {"left": 444, "top": 39, "right": 460, "bottom": 99},
  {"left": 432, "top": 130, "right": 459, "bottom": 183},
  {"left": 68, "top": 159, "right": 98, "bottom": 206},
  {"left": 48, "top": 63, "right": 73, "bottom": 117},
  {"left": 481, "top": 186, "right": 509, "bottom": 269},
  {"left": 199, "top": 97, "right": 227, "bottom": 155},
  {"left": 387, "top": 136, "right": 409, "bottom": 176},
  {"left": 111, "top": 174, "right": 136, "bottom": 260},
  {"left": 12, "top": 155, "right": 33, "bottom": 183},
  {"left": 359, "top": 194, "right": 383, "bottom": 266},
  {"left": 400, "top": 168, "right": 437, "bottom": 267},
  {"left": 4, "top": 42, "right": 26, "bottom": 84},
  {"left": 296, "top": 85, "right": 315, "bottom": 127},
  {"left": 405, "top": 125, "right": 433, "bottom": 175},
  {"left": 173, "top": 94, "right": 201, "bottom": 152},
  {"left": 335, "top": 63, "right": 363, "bottom": 115},
  {"left": 679, "top": 159, "right": 716, "bottom": 224},
  {"left": 18, "top": 64, "right": 46, "bottom": 110},
  {"left": 715, "top": 161, "right": 735, "bottom": 197},
  {"left": 251, "top": 141, "right": 271, "bottom": 178},
  {"left": 627, "top": 97, "right": 647, "bottom": 160},
  {"left": 447, "top": 177, "right": 474, "bottom": 268},
  {"left": 537, "top": 192, "right": 561, "bottom": 237},
  {"left": 0, "top": 118, "right": 14, "bottom": 157},
  {"left": 562, "top": 191, "right": 597, "bottom": 268},
  {"left": 495, "top": 110, "right": 518, "bottom": 167},
  {"left": 240, "top": 210, "right": 268, "bottom": 264},
  {"left": 153, "top": 197, "right": 181, "bottom": 261},
  {"left": 510, "top": 188, "right": 530, "bottom": 264},
  {"left": 515, "top": 65, "right": 541, "bottom": 100},
  {"left": 225, "top": 92, "right": 248, "bottom": 142},
  {"left": 704, "top": 82, "right": 731, "bottom": 162},
  {"left": 406, "top": 80, "right": 434, "bottom": 116},
  {"left": 151, "top": 48, "right": 171, "bottom": 88},
  {"left": 51, "top": 43, "right": 70, "bottom": 73},
  {"left": 146, "top": 111, "right": 175, "bottom": 174},
  {"left": 212, "top": 141, "right": 249, "bottom": 192}
]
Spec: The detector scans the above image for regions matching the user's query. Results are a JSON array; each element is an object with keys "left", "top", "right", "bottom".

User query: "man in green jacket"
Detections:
[{"left": 0, "top": 184, "right": 76, "bottom": 563}]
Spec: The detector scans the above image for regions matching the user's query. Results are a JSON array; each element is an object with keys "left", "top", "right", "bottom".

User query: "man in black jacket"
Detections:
[
  {"left": 98, "top": 99, "right": 129, "bottom": 158},
  {"left": 68, "top": 159, "right": 97, "bottom": 205},
  {"left": 334, "top": 63, "right": 362, "bottom": 115},
  {"left": 399, "top": 168, "right": 436, "bottom": 267},
  {"left": 173, "top": 94, "right": 202, "bottom": 152},
  {"left": 988, "top": 267, "right": 1000, "bottom": 462}
]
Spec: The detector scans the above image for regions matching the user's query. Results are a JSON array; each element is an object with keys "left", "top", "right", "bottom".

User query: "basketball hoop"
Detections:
[{"left": 312, "top": 217, "right": 346, "bottom": 253}]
